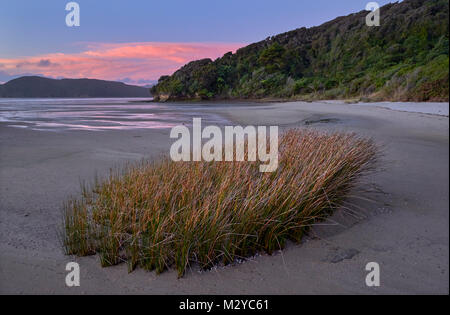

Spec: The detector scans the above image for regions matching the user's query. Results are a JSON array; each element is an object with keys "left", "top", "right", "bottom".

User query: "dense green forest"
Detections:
[{"left": 151, "top": 0, "right": 449, "bottom": 102}]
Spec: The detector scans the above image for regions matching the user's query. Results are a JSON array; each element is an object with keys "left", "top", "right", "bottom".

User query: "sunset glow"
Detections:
[{"left": 0, "top": 42, "right": 245, "bottom": 85}]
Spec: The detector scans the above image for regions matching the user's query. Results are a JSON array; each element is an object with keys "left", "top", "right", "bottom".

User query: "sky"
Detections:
[{"left": 0, "top": 0, "right": 396, "bottom": 85}]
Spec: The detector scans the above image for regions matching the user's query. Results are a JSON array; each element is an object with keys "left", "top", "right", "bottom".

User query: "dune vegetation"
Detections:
[{"left": 63, "top": 129, "right": 377, "bottom": 277}]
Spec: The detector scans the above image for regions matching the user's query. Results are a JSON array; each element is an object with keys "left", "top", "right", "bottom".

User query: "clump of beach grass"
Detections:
[{"left": 63, "top": 129, "right": 377, "bottom": 277}]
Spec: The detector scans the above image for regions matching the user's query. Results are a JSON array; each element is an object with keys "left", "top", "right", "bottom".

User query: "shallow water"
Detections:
[
  {"left": 0, "top": 98, "right": 232, "bottom": 131},
  {"left": 1, "top": 98, "right": 447, "bottom": 132}
]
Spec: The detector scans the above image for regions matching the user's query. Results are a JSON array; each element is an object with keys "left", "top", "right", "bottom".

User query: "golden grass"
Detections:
[{"left": 63, "top": 129, "right": 377, "bottom": 277}]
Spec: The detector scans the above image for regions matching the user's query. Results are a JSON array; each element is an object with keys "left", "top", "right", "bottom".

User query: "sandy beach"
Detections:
[{"left": 0, "top": 100, "right": 448, "bottom": 294}]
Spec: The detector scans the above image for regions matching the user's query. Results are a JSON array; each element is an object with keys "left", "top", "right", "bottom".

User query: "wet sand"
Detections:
[{"left": 0, "top": 101, "right": 448, "bottom": 294}]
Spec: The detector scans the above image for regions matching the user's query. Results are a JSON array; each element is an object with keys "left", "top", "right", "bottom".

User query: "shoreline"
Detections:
[
  {"left": 152, "top": 98, "right": 450, "bottom": 117},
  {"left": 152, "top": 95, "right": 450, "bottom": 105},
  {"left": 0, "top": 101, "right": 448, "bottom": 294}
]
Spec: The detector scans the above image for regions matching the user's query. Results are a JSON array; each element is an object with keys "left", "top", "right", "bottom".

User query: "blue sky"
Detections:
[{"left": 0, "top": 0, "right": 397, "bottom": 84}]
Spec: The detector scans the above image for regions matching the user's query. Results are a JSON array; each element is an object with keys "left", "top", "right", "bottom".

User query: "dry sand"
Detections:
[{"left": 0, "top": 101, "right": 448, "bottom": 294}]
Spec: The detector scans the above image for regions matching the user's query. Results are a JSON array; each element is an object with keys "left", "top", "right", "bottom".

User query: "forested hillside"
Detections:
[{"left": 151, "top": 0, "right": 449, "bottom": 102}]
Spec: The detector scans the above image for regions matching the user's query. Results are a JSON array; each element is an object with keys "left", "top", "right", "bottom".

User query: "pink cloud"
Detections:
[{"left": 0, "top": 42, "right": 245, "bottom": 85}]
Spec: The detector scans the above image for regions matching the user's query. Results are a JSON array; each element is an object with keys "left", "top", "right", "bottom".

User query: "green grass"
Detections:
[{"left": 63, "top": 129, "right": 377, "bottom": 277}]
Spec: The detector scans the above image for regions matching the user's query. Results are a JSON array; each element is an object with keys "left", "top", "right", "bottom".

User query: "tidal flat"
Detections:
[{"left": 0, "top": 99, "right": 448, "bottom": 294}]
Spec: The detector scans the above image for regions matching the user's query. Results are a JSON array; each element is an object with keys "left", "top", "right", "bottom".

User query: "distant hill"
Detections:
[
  {"left": 0, "top": 76, "right": 151, "bottom": 98},
  {"left": 151, "top": 0, "right": 449, "bottom": 102}
]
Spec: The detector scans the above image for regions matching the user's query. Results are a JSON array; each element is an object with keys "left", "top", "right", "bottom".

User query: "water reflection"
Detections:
[{"left": 0, "top": 98, "right": 229, "bottom": 131}]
